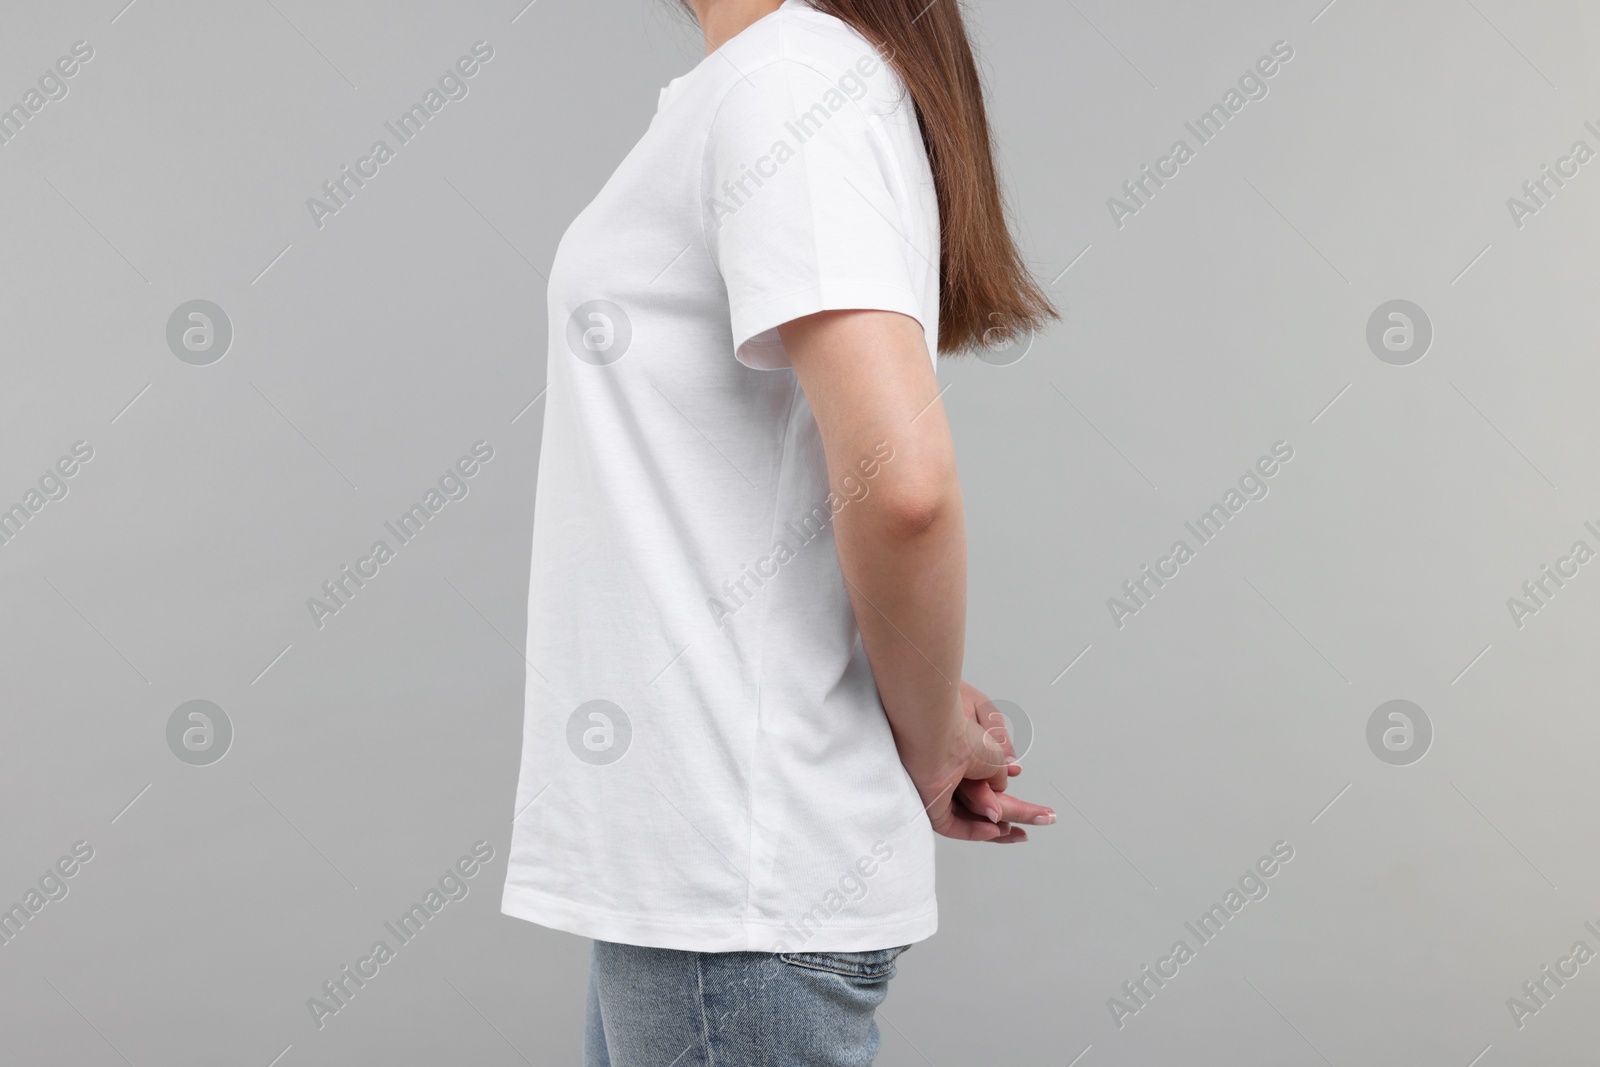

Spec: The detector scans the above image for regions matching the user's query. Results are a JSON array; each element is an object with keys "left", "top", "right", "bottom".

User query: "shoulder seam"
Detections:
[{"left": 696, "top": 49, "right": 904, "bottom": 274}]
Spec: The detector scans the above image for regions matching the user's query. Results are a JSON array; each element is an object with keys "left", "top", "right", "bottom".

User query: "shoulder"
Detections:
[
  {"left": 768, "top": 1, "right": 883, "bottom": 69},
  {"left": 710, "top": 3, "right": 905, "bottom": 124}
]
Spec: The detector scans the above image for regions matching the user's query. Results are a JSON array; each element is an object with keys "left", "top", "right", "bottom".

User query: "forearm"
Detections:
[
  {"left": 779, "top": 308, "right": 973, "bottom": 783},
  {"left": 832, "top": 468, "right": 969, "bottom": 782},
  {"left": 780, "top": 309, "right": 1050, "bottom": 839}
]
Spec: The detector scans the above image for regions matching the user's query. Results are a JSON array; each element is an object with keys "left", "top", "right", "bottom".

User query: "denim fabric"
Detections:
[{"left": 584, "top": 939, "right": 910, "bottom": 1066}]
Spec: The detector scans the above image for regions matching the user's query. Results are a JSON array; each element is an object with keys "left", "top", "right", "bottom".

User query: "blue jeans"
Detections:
[{"left": 584, "top": 940, "right": 911, "bottom": 1066}]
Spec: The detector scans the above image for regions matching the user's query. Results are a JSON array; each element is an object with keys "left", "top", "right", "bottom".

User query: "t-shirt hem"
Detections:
[
  {"left": 500, "top": 883, "right": 938, "bottom": 953},
  {"left": 732, "top": 280, "right": 925, "bottom": 370}
]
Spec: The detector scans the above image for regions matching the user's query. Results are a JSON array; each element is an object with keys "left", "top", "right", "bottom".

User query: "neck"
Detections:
[{"left": 690, "top": 0, "right": 785, "bottom": 54}]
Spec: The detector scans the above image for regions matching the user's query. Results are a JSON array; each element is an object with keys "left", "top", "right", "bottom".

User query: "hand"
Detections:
[{"left": 907, "top": 680, "right": 1056, "bottom": 843}]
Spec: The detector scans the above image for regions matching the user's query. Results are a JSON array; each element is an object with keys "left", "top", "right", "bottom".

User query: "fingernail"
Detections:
[
  {"left": 985, "top": 807, "right": 1001, "bottom": 822},
  {"left": 1032, "top": 812, "right": 1056, "bottom": 825}
]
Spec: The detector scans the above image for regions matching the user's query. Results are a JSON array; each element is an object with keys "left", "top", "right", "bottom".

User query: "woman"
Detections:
[{"left": 501, "top": 0, "right": 1057, "bottom": 1062}]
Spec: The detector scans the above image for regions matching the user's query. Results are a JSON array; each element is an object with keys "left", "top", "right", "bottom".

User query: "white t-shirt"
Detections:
[{"left": 501, "top": 0, "right": 941, "bottom": 953}]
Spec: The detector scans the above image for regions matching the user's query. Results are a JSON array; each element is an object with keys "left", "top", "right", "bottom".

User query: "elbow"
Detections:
[{"left": 872, "top": 483, "right": 957, "bottom": 541}]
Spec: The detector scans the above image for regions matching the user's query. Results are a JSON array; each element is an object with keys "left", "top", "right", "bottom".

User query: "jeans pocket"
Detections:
[{"left": 777, "top": 945, "right": 910, "bottom": 981}]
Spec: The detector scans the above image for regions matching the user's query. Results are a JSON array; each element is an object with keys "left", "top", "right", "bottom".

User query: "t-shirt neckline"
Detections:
[{"left": 657, "top": 0, "right": 803, "bottom": 114}]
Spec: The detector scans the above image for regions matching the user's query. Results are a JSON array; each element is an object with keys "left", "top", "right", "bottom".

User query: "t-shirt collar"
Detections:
[{"left": 657, "top": 0, "right": 803, "bottom": 114}]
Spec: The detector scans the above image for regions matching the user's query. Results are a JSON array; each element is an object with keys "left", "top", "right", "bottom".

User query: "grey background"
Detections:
[{"left": 2, "top": 0, "right": 1597, "bottom": 1063}]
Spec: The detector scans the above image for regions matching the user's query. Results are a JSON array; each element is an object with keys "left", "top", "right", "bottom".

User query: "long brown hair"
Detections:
[{"left": 686, "top": 0, "right": 1057, "bottom": 356}]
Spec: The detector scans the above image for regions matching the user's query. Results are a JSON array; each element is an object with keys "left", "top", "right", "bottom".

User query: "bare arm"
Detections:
[{"left": 778, "top": 309, "right": 1054, "bottom": 840}]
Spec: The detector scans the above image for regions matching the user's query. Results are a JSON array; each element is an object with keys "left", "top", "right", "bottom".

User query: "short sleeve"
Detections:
[{"left": 703, "top": 58, "right": 927, "bottom": 370}]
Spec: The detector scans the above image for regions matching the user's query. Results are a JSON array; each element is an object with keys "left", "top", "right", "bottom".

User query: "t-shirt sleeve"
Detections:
[{"left": 703, "top": 58, "right": 928, "bottom": 370}]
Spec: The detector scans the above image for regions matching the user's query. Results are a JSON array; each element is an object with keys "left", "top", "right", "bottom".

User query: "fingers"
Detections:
[
  {"left": 958, "top": 778, "right": 1056, "bottom": 828},
  {"left": 931, "top": 781, "right": 1020, "bottom": 842},
  {"left": 955, "top": 778, "right": 1002, "bottom": 822},
  {"left": 932, "top": 803, "right": 1014, "bottom": 841},
  {"left": 994, "top": 791, "right": 1055, "bottom": 826},
  {"left": 965, "top": 717, "right": 1013, "bottom": 790},
  {"left": 929, "top": 689, "right": 1052, "bottom": 845},
  {"left": 968, "top": 702, "right": 1019, "bottom": 796},
  {"left": 947, "top": 812, "right": 1024, "bottom": 844},
  {"left": 976, "top": 701, "right": 1015, "bottom": 760}
]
